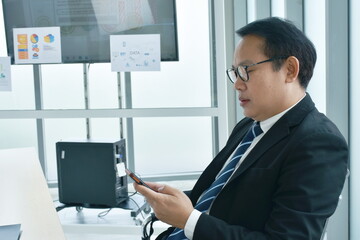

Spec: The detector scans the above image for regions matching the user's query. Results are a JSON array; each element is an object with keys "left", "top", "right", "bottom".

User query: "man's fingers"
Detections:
[
  {"left": 144, "top": 181, "right": 166, "bottom": 192},
  {"left": 133, "top": 181, "right": 194, "bottom": 228},
  {"left": 133, "top": 182, "right": 154, "bottom": 197},
  {"left": 156, "top": 184, "right": 177, "bottom": 195}
]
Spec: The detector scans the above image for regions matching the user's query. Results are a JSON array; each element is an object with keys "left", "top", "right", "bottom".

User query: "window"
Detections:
[{"left": 0, "top": 0, "right": 220, "bottom": 182}]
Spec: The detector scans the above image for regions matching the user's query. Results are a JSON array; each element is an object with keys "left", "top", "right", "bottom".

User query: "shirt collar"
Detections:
[{"left": 259, "top": 93, "right": 306, "bottom": 134}]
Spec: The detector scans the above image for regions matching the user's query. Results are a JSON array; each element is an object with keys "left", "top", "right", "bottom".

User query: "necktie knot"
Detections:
[{"left": 252, "top": 121, "right": 263, "bottom": 137}]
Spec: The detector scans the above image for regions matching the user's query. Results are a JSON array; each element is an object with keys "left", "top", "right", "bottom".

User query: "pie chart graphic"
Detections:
[{"left": 30, "top": 34, "right": 39, "bottom": 44}]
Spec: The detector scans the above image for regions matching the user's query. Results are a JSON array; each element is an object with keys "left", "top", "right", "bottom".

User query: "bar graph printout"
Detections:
[{"left": 13, "top": 27, "right": 62, "bottom": 64}]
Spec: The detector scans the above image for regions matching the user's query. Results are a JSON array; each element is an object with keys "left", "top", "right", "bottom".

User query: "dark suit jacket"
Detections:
[{"left": 157, "top": 94, "right": 348, "bottom": 240}]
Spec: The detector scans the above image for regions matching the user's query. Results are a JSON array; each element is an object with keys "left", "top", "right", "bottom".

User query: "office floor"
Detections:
[{"left": 51, "top": 180, "right": 196, "bottom": 240}]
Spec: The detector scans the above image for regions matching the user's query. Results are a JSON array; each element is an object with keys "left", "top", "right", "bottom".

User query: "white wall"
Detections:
[
  {"left": 304, "top": 0, "right": 326, "bottom": 114},
  {"left": 350, "top": 0, "right": 360, "bottom": 238}
]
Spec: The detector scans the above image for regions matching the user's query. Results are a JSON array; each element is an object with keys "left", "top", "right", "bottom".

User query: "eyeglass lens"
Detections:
[{"left": 227, "top": 66, "right": 247, "bottom": 83}]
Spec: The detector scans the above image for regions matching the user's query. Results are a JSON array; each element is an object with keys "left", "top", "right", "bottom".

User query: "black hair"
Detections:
[{"left": 236, "top": 17, "right": 317, "bottom": 89}]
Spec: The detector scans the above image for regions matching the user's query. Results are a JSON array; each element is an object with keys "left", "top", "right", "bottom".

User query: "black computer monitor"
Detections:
[{"left": 2, "top": 0, "right": 179, "bottom": 64}]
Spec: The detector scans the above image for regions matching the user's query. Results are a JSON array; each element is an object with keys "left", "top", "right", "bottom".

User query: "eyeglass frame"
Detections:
[{"left": 226, "top": 56, "right": 289, "bottom": 83}]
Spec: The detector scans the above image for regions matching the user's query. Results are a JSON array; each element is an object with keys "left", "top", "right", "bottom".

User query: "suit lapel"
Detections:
[
  {"left": 190, "top": 118, "right": 253, "bottom": 203},
  {"left": 191, "top": 94, "right": 316, "bottom": 203},
  {"left": 228, "top": 118, "right": 289, "bottom": 182},
  {"left": 228, "top": 94, "right": 316, "bottom": 183}
]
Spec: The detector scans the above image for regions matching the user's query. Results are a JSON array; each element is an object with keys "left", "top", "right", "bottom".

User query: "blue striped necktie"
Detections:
[{"left": 167, "top": 121, "right": 263, "bottom": 240}]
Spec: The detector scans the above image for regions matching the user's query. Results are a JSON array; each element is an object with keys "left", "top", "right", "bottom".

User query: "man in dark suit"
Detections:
[{"left": 135, "top": 17, "right": 348, "bottom": 240}]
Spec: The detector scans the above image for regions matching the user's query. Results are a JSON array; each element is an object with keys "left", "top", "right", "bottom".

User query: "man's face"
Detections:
[{"left": 233, "top": 34, "right": 290, "bottom": 121}]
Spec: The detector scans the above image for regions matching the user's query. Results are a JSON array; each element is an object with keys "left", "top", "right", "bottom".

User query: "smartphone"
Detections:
[{"left": 125, "top": 168, "right": 157, "bottom": 191}]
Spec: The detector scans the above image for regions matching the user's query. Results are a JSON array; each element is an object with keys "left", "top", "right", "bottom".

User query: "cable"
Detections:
[
  {"left": 95, "top": 191, "right": 143, "bottom": 219},
  {"left": 142, "top": 213, "right": 158, "bottom": 240},
  {"left": 97, "top": 192, "right": 138, "bottom": 218},
  {"left": 127, "top": 191, "right": 138, "bottom": 198},
  {"left": 128, "top": 191, "right": 145, "bottom": 219},
  {"left": 97, "top": 208, "right": 113, "bottom": 218},
  {"left": 55, "top": 205, "right": 68, "bottom": 212},
  {"left": 127, "top": 191, "right": 158, "bottom": 239}
]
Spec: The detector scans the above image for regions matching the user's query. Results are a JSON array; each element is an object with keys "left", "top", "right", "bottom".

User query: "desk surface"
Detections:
[{"left": 0, "top": 147, "right": 66, "bottom": 240}]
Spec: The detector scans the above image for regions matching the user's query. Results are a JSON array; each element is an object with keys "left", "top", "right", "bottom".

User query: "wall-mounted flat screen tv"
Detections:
[{"left": 2, "top": 0, "right": 178, "bottom": 64}]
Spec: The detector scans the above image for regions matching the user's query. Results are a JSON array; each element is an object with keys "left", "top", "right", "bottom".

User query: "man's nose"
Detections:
[{"left": 234, "top": 78, "right": 246, "bottom": 91}]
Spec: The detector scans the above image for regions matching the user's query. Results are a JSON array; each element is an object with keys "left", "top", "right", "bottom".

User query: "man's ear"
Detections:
[{"left": 285, "top": 56, "right": 300, "bottom": 83}]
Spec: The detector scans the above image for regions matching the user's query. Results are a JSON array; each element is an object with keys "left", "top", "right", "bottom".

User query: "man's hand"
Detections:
[{"left": 134, "top": 182, "right": 194, "bottom": 229}]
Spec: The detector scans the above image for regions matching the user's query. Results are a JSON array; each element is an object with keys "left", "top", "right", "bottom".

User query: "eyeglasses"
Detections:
[{"left": 226, "top": 56, "right": 288, "bottom": 83}]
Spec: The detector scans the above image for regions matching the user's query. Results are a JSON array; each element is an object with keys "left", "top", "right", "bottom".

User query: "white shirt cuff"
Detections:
[{"left": 184, "top": 209, "right": 202, "bottom": 240}]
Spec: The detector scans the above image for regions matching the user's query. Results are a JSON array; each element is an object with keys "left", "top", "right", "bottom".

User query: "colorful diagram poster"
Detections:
[
  {"left": 0, "top": 57, "right": 12, "bottom": 92},
  {"left": 13, "top": 27, "right": 62, "bottom": 64},
  {"left": 110, "top": 34, "right": 161, "bottom": 72}
]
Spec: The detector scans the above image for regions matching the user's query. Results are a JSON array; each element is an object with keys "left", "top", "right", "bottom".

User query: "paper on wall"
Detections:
[
  {"left": 110, "top": 34, "right": 161, "bottom": 72},
  {"left": 13, "top": 27, "right": 62, "bottom": 64},
  {"left": 0, "top": 57, "right": 12, "bottom": 92}
]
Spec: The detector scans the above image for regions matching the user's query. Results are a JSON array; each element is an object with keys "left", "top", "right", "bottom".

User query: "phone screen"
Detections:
[{"left": 125, "top": 168, "right": 157, "bottom": 191}]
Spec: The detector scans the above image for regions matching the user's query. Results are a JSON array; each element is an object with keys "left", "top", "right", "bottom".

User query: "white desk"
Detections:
[{"left": 0, "top": 147, "right": 65, "bottom": 240}]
